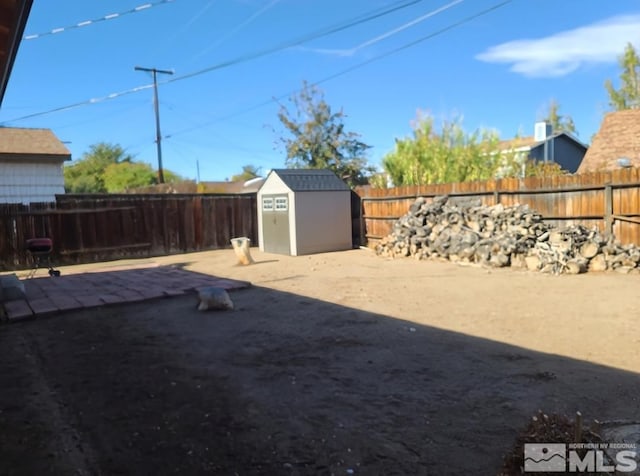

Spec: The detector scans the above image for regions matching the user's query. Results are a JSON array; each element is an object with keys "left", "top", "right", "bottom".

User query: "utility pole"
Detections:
[{"left": 134, "top": 65, "right": 173, "bottom": 183}]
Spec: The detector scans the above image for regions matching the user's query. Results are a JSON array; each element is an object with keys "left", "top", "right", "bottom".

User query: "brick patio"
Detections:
[{"left": 2, "top": 265, "right": 250, "bottom": 322}]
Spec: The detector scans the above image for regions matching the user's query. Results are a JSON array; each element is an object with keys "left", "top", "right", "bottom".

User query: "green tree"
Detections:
[
  {"left": 381, "top": 112, "right": 518, "bottom": 186},
  {"left": 524, "top": 159, "right": 568, "bottom": 177},
  {"left": 605, "top": 42, "right": 640, "bottom": 110},
  {"left": 277, "top": 81, "right": 374, "bottom": 187},
  {"left": 103, "top": 161, "right": 157, "bottom": 192},
  {"left": 64, "top": 143, "right": 134, "bottom": 193},
  {"left": 230, "top": 165, "right": 261, "bottom": 182},
  {"left": 541, "top": 99, "right": 577, "bottom": 135},
  {"left": 64, "top": 142, "right": 182, "bottom": 193}
]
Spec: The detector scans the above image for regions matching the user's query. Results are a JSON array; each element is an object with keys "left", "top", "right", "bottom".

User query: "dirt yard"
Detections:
[{"left": 1, "top": 248, "right": 639, "bottom": 475}]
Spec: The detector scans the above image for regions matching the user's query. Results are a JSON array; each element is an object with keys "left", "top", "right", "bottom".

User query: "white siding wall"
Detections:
[
  {"left": 0, "top": 161, "right": 65, "bottom": 204},
  {"left": 294, "top": 191, "right": 351, "bottom": 255}
]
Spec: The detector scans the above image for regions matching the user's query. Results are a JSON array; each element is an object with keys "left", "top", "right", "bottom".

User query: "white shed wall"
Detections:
[
  {"left": 0, "top": 161, "right": 65, "bottom": 204},
  {"left": 256, "top": 173, "right": 297, "bottom": 253},
  {"left": 294, "top": 191, "right": 351, "bottom": 255},
  {"left": 258, "top": 172, "right": 288, "bottom": 195}
]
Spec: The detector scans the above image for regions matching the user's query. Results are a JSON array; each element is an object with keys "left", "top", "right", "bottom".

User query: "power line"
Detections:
[
  {"left": 166, "top": 0, "right": 514, "bottom": 139},
  {"left": 1, "top": 0, "right": 425, "bottom": 124},
  {"left": 89, "top": 0, "right": 516, "bottom": 153},
  {"left": 5, "top": 0, "right": 512, "bottom": 132},
  {"left": 165, "top": 0, "right": 427, "bottom": 84},
  {"left": 303, "top": 0, "right": 463, "bottom": 57},
  {"left": 23, "top": 0, "right": 177, "bottom": 40},
  {"left": 315, "top": 1, "right": 513, "bottom": 86},
  {"left": 187, "top": 0, "right": 283, "bottom": 64},
  {"left": 117, "top": 0, "right": 518, "bottom": 166},
  {"left": 22, "top": 0, "right": 511, "bottom": 139},
  {"left": 146, "top": 0, "right": 218, "bottom": 62},
  {"left": 0, "top": 84, "right": 154, "bottom": 123}
]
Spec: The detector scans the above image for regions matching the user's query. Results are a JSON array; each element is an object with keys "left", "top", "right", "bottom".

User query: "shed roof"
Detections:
[
  {"left": 269, "top": 169, "right": 350, "bottom": 192},
  {"left": 0, "top": 127, "right": 71, "bottom": 157},
  {"left": 577, "top": 110, "right": 640, "bottom": 173}
]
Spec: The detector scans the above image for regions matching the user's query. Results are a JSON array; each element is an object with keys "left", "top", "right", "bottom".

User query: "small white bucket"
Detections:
[{"left": 230, "top": 237, "right": 254, "bottom": 265}]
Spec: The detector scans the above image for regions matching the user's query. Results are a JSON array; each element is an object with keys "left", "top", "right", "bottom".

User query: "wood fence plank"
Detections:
[
  {"left": 359, "top": 173, "right": 640, "bottom": 246},
  {"left": 0, "top": 194, "right": 258, "bottom": 270}
]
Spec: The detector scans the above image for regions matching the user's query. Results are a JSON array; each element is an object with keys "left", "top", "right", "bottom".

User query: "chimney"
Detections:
[
  {"left": 534, "top": 121, "right": 554, "bottom": 162},
  {"left": 534, "top": 121, "right": 552, "bottom": 142}
]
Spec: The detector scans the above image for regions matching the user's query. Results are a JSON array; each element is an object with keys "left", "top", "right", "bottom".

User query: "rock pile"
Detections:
[{"left": 374, "top": 196, "right": 640, "bottom": 274}]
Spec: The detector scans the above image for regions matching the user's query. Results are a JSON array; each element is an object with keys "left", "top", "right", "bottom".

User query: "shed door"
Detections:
[{"left": 262, "top": 195, "right": 290, "bottom": 255}]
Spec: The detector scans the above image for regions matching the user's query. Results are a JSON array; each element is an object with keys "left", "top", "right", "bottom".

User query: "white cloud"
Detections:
[{"left": 476, "top": 14, "right": 640, "bottom": 77}]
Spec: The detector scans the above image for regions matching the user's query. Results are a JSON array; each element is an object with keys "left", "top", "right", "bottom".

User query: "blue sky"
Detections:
[{"left": 1, "top": 0, "right": 639, "bottom": 181}]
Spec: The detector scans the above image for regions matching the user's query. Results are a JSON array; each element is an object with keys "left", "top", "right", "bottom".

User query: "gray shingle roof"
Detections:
[
  {"left": 271, "top": 169, "right": 350, "bottom": 192},
  {"left": 498, "top": 132, "right": 587, "bottom": 152}
]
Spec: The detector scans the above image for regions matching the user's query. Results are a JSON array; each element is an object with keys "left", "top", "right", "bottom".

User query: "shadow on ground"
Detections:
[{"left": 0, "top": 285, "right": 637, "bottom": 476}]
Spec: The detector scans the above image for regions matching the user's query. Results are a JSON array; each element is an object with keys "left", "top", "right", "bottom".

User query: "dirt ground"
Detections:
[{"left": 1, "top": 248, "right": 639, "bottom": 475}]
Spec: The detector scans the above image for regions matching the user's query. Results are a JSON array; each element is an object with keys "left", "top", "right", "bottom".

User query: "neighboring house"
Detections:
[
  {"left": 127, "top": 177, "right": 266, "bottom": 194},
  {"left": 497, "top": 122, "right": 588, "bottom": 175},
  {"left": 0, "top": 0, "right": 33, "bottom": 106},
  {"left": 577, "top": 110, "right": 640, "bottom": 173},
  {"left": 199, "top": 177, "right": 265, "bottom": 194},
  {"left": 0, "top": 127, "right": 71, "bottom": 204}
]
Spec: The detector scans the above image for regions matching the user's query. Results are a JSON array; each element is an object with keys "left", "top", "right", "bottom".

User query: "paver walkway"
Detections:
[{"left": 2, "top": 264, "right": 250, "bottom": 322}]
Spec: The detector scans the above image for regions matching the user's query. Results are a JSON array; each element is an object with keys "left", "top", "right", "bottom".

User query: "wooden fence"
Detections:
[
  {"left": 357, "top": 168, "right": 640, "bottom": 246},
  {"left": 5, "top": 168, "right": 640, "bottom": 269},
  {"left": 0, "top": 194, "right": 257, "bottom": 270}
]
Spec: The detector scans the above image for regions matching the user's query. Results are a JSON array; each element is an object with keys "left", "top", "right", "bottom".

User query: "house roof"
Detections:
[
  {"left": 0, "top": 127, "right": 71, "bottom": 158},
  {"left": 0, "top": 0, "right": 33, "bottom": 106},
  {"left": 577, "top": 110, "right": 640, "bottom": 173},
  {"left": 498, "top": 132, "right": 588, "bottom": 152},
  {"left": 269, "top": 169, "right": 350, "bottom": 192},
  {"left": 200, "top": 178, "right": 265, "bottom": 194},
  {"left": 497, "top": 136, "right": 538, "bottom": 150}
]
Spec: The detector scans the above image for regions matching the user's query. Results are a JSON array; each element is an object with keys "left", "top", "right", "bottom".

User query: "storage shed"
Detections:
[{"left": 257, "top": 169, "right": 352, "bottom": 256}]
